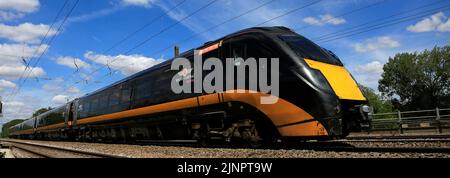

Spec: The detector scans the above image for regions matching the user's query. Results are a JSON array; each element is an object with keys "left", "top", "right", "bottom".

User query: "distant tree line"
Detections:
[
  {"left": 0, "top": 107, "right": 52, "bottom": 138},
  {"left": 362, "top": 46, "right": 449, "bottom": 113}
]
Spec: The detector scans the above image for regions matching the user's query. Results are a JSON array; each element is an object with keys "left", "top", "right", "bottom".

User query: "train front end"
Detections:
[{"left": 276, "top": 31, "right": 371, "bottom": 138}]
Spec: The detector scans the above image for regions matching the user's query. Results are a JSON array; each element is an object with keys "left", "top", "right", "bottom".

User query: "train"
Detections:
[{"left": 9, "top": 26, "right": 371, "bottom": 146}]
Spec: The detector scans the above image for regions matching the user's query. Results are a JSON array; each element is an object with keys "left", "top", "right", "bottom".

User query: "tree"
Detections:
[
  {"left": 0, "top": 119, "right": 25, "bottom": 138},
  {"left": 33, "top": 107, "right": 52, "bottom": 117},
  {"left": 379, "top": 46, "right": 450, "bottom": 110},
  {"left": 360, "top": 85, "right": 393, "bottom": 113}
]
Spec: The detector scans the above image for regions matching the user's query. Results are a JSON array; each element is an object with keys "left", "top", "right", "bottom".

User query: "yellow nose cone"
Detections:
[{"left": 304, "top": 59, "right": 366, "bottom": 101}]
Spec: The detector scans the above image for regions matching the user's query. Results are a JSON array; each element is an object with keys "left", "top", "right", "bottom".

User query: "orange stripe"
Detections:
[
  {"left": 198, "top": 43, "right": 220, "bottom": 55},
  {"left": 221, "top": 90, "right": 326, "bottom": 136},
  {"left": 278, "top": 121, "right": 328, "bottom": 136},
  {"left": 36, "top": 123, "right": 65, "bottom": 131},
  {"left": 31, "top": 90, "right": 328, "bottom": 137},
  {"left": 76, "top": 97, "right": 199, "bottom": 125},
  {"left": 221, "top": 90, "right": 314, "bottom": 127},
  {"left": 13, "top": 129, "right": 34, "bottom": 135}
]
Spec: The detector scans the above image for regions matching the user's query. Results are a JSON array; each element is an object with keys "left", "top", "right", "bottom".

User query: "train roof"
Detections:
[{"left": 77, "top": 26, "right": 296, "bottom": 99}]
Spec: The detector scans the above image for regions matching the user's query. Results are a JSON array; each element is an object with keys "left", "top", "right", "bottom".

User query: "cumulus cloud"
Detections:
[
  {"left": 352, "top": 61, "right": 386, "bottom": 90},
  {"left": 407, "top": 12, "right": 450, "bottom": 32},
  {"left": 42, "top": 77, "right": 80, "bottom": 95},
  {"left": 0, "top": 23, "right": 57, "bottom": 44},
  {"left": 353, "top": 36, "right": 400, "bottom": 53},
  {"left": 0, "top": 43, "right": 48, "bottom": 80},
  {"left": 355, "top": 61, "right": 384, "bottom": 75},
  {"left": 0, "top": 0, "right": 40, "bottom": 21},
  {"left": 0, "top": 43, "right": 48, "bottom": 65},
  {"left": 0, "top": 11, "right": 25, "bottom": 21},
  {"left": 55, "top": 56, "right": 91, "bottom": 70},
  {"left": 52, "top": 95, "right": 69, "bottom": 105},
  {"left": 84, "top": 51, "right": 164, "bottom": 76},
  {"left": 0, "top": 79, "right": 16, "bottom": 91},
  {"left": 0, "top": 64, "right": 45, "bottom": 79},
  {"left": 302, "top": 14, "right": 346, "bottom": 26},
  {"left": 1, "top": 95, "right": 39, "bottom": 121},
  {"left": 0, "top": 0, "right": 40, "bottom": 13},
  {"left": 122, "top": 0, "right": 155, "bottom": 8},
  {"left": 3, "top": 101, "right": 25, "bottom": 107}
]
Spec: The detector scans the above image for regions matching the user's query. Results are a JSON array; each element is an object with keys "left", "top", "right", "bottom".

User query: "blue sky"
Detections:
[{"left": 0, "top": 0, "right": 449, "bottom": 125}]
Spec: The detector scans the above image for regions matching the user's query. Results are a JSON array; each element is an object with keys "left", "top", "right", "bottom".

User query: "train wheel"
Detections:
[{"left": 241, "top": 127, "right": 262, "bottom": 148}]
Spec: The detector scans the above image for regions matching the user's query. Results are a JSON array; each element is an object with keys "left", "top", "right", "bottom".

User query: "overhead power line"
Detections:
[
  {"left": 150, "top": 0, "right": 322, "bottom": 59},
  {"left": 103, "top": 0, "right": 188, "bottom": 54},
  {"left": 7, "top": 0, "right": 80, "bottom": 100},
  {"left": 58, "top": 0, "right": 188, "bottom": 87},
  {"left": 6, "top": 0, "right": 70, "bottom": 99},
  {"left": 55, "top": 0, "right": 220, "bottom": 96},
  {"left": 316, "top": 4, "right": 450, "bottom": 43},
  {"left": 123, "top": 0, "right": 219, "bottom": 54},
  {"left": 294, "top": 0, "right": 388, "bottom": 32},
  {"left": 314, "top": 0, "right": 448, "bottom": 41},
  {"left": 67, "top": 0, "right": 324, "bottom": 97}
]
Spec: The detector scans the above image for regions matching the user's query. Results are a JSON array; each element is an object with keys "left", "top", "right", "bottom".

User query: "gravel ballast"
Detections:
[{"left": 5, "top": 139, "right": 450, "bottom": 158}]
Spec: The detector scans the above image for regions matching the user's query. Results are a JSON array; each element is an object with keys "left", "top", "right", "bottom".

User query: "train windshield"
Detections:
[{"left": 279, "top": 35, "right": 343, "bottom": 66}]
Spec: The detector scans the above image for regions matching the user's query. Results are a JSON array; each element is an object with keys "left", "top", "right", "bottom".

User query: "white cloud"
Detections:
[
  {"left": 42, "top": 77, "right": 80, "bottom": 95},
  {"left": 3, "top": 101, "right": 24, "bottom": 107},
  {"left": 0, "top": 64, "right": 45, "bottom": 79},
  {"left": 0, "top": 43, "right": 48, "bottom": 65},
  {"left": 0, "top": 23, "right": 57, "bottom": 44},
  {"left": 351, "top": 61, "right": 386, "bottom": 90},
  {"left": 52, "top": 95, "right": 69, "bottom": 105},
  {"left": 84, "top": 51, "right": 164, "bottom": 76},
  {"left": 0, "top": 86, "right": 66, "bottom": 124},
  {"left": 0, "top": 0, "right": 40, "bottom": 13},
  {"left": 355, "top": 61, "right": 384, "bottom": 74},
  {"left": 152, "top": 0, "right": 289, "bottom": 40},
  {"left": 0, "top": 0, "right": 40, "bottom": 21},
  {"left": 0, "top": 79, "right": 16, "bottom": 91},
  {"left": 0, "top": 43, "right": 48, "bottom": 80},
  {"left": 1, "top": 98, "right": 33, "bottom": 121},
  {"left": 303, "top": 14, "right": 346, "bottom": 26},
  {"left": 0, "top": 11, "right": 25, "bottom": 21},
  {"left": 56, "top": 56, "right": 91, "bottom": 70},
  {"left": 353, "top": 36, "right": 400, "bottom": 53},
  {"left": 407, "top": 12, "right": 450, "bottom": 32},
  {"left": 122, "top": 0, "right": 155, "bottom": 8}
]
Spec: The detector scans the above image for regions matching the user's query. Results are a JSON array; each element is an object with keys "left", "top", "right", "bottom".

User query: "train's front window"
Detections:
[{"left": 279, "top": 35, "right": 343, "bottom": 66}]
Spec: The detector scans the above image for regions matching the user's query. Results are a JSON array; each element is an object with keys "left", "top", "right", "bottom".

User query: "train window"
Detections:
[
  {"left": 135, "top": 81, "right": 152, "bottom": 99},
  {"left": 109, "top": 90, "right": 120, "bottom": 106},
  {"left": 232, "top": 44, "right": 247, "bottom": 59},
  {"left": 99, "top": 95, "right": 108, "bottom": 109},
  {"left": 82, "top": 101, "right": 90, "bottom": 117},
  {"left": 121, "top": 88, "right": 131, "bottom": 103},
  {"left": 279, "top": 35, "right": 343, "bottom": 66},
  {"left": 90, "top": 98, "right": 99, "bottom": 113}
]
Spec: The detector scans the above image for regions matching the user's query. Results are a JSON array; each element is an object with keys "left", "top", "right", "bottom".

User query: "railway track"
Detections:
[
  {"left": 133, "top": 139, "right": 450, "bottom": 154},
  {"left": 302, "top": 144, "right": 450, "bottom": 153},
  {"left": 328, "top": 138, "right": 450, "bottom": 142},
  {"left": 346, "top": 134, "right": 450, "bottom": 140},
  {"left": 0, "top": 139, "right": 126, "bottom": 158},
  {"left": 2, "top": 138, "right": 450, "bottom": 158}
]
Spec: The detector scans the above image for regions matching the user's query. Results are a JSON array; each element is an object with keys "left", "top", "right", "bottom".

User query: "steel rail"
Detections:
[{"left": 0, "top": 139, "right": 126, "bottom": 158}]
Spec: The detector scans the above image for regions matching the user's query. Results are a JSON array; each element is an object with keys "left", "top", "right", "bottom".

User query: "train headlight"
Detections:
[{"left": 361, "top": 105, "right": 371, "bottom": 113}]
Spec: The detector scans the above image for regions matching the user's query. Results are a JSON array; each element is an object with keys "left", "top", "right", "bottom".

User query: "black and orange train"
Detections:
[{"left": 9, "top": 27, "right": 371, "bottom": 146}]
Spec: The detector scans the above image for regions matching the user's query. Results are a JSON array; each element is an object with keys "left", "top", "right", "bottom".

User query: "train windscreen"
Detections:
[{"left": 279, "top": 35, "right": 343, "bottom": 66}]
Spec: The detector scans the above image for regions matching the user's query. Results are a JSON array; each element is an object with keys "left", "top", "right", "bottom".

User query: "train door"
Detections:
[
  {"left": 65, "top": 102, "right": 73, "bottom": 129},
  {"left": 72, "top": 99, "right": 79, "bottom": 126},
  {"left": 0, "top": 96, "right": 3, "bottom": 117}
]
